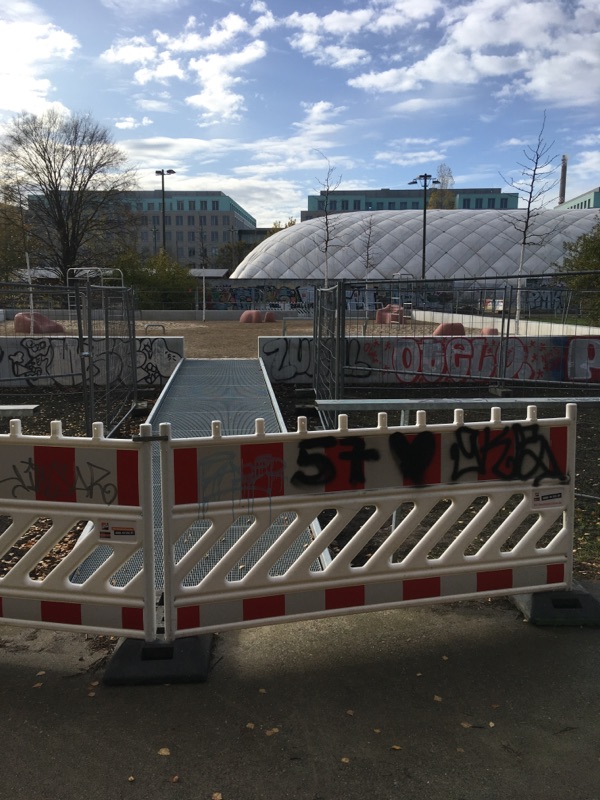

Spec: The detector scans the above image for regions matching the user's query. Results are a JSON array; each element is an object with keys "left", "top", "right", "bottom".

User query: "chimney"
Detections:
[{"left": 558, "top": 155, "right": 568, "bottom": 205}]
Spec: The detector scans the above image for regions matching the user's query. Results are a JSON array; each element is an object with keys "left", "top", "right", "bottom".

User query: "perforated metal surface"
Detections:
[{"left": 71, "top": 359, "right": 322, "bottom": 592}]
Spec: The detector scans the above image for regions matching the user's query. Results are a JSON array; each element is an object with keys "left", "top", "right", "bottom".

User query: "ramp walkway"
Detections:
[{"left": 71, "top": 358, "right": 325, "bottom": 593}]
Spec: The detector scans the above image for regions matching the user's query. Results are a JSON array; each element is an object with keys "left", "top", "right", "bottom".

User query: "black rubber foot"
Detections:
[
  {"left": 512, "top": 581, "right": 600, "bottom": 627},
  {"left": 102, "top": 635, "right": 214, "bottom": 686}
]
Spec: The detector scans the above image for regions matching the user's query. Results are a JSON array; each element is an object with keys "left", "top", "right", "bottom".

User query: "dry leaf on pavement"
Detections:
[{"left": 158, "top": 747, "right": 171, "bottom": 756}]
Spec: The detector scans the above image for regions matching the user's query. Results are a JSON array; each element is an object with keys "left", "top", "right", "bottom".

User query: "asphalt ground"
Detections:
[{"left": 0, "top": 585, "right": 599, "bottom": 800}]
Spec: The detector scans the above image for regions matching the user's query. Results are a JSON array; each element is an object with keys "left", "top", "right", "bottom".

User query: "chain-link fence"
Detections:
[{"left": 0, "top": 281, "right": 137, "bottom": 435}]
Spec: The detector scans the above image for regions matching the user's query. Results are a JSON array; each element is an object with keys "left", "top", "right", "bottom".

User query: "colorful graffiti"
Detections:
[{"left": 260, "top": 335, "right": 600, "bottom": 385}]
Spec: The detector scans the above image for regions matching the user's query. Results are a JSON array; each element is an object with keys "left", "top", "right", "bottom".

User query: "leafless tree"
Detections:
[
  {"left": 501, "top": 111, "right": 559, "bottom": 331},
  {"left": 0, "top": 109, "right": 137, "bottom": 283},
  {"left": 313, "top": 151, "right": 342, "bottom": 287},
  {"left": 428, "top": 163, "right": 455, "bottom": 209}
]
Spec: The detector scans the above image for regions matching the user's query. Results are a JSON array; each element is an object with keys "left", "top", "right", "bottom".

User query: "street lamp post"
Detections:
[
  {"left": 408, "top": 173, "right": 440, "bottom": 280},
  {"left": 155, "top": 169, "right": 175, "bottom": 252}
]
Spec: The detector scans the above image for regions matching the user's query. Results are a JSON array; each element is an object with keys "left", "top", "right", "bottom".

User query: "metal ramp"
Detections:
[{"left": 71, "top": 359, "right": 326, "bottom": 592}]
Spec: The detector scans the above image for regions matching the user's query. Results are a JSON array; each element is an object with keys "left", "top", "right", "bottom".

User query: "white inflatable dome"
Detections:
[{"left": 232, "top": 209, "right": 599, "bottom": 282}]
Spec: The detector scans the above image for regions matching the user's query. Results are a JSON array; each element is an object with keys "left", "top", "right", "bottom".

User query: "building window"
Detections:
[
  {"left": 188, "top": 201, "right": 196, "bottom": 211},
  {"left": 176, "top": 215, "right": 183, "bottom": 225},
  {"left": 177, "top": 247, "right": 184, "bottom": 257},
  {"left": 166, "top": 232, "right": 172, "bottom": 242},
  {"left": 188, "top": 231, "right": 195, "bottom": 242},
  {"left": 187, "top": 215, "right": 195, "bottom": 226},
  {"left": 222, "top": 215, "right": 230, "bottom": 225},
  {"left": 487, "top": 198, "right": 496, "bottom": 209},
  {"left": 475, "top": 198, "right": 483, "bottom": 209},
  {"left": 177, "top": 200, "right": 184, "bottom": 210},
  {"left": 152, "top": 215, "right": 160, "bottom": 227},
  {"left": 388, "top": 202, "right": 395, "bottom": 210},
  {"left": 211, "top": 231, "right": 219, "bottom": 242},
  {"left": 188, "top": 247, "right": 196, "bottom": 257},
  {"left": 140, "top": 215, "right": 148, "bottom": 226},
  {"left": 399, "top": 202, "right": 407, "bottom": 209},
  {"left": 211, "top": 215, "right": 219, "bottom": 226},
  {"left": 366, "top": 202, "right": 373, "bottom": 210},
  {"left": 200, "top": 201, "right": 207, "bottom": 210},
  {"left": 148, "top": 202, "right": 154, "bottom": 211},
  {"left": 176, "top": 231, "right": 184, "bottom": 242},
  {"left": 318, "top": 200, "right": 325, "bottom": 210},
  {"left": 164, "top": 215, "right": 171, "bottom": 225},
  {"left": 462, "top": 199, "right": 471, "bottom": 209},
  {"left": 411, "top": 202, "right": 419, "bottom": 209},
  {"left": 500, "top": 198, "right": 508, "bottom": 209},
  {"left": 353, "top": 200, "right": 361, "bottom": 210},
  {"left": 376, "top": 202, "right": 384, "bottom": 210},
  {"left": 341, "top": 200, "right": 349, "bottom": 210},
  {"left": 136, "top": 202, "right": 143, "bottom": 211},
  {"left": 199, "top": 215, "right": 207, "bottom": 226},
  {"left": 212, "top": 200, "right": 219, "bottom": 210},
  {"left": 330, "top": 201, "right": 337, "bottom": 211}
]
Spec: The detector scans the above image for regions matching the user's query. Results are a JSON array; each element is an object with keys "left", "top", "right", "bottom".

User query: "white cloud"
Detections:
[
  {"left": 100, "top": 36, "right": 157, "bottom": 66},
  {"left": 0, "top": 6, "right": 79, "bottom": 115},
  {"left": 186, "top": 40, "right": 267, "bottom": 123},
  {"left": 114, "top": 115, "right": 153, "bottom": 129},
  {"left": 100, "top": 0, "right": 189, "bottom": 16},
  {"left": 154, "top": 14, "right": 249, "bottom": 53}
]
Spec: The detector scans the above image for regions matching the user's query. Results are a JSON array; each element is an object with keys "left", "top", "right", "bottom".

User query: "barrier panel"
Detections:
[
  {"left": 158, "top": 405, "right": 576, "bottom": 641},
  {"left": 0, "top": 421, "right": 155, "bottom": 640}
]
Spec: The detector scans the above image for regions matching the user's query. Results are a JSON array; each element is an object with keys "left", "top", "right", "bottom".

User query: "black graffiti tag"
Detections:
[
  {"left": 388, "top": 431, "right": 437, "bottom": 485},
  {"left": 291, "top": 436, "right": 380, "bottom": 487},
  {"left": 450, "top": 423, "right": 567, "bottom": 486}
]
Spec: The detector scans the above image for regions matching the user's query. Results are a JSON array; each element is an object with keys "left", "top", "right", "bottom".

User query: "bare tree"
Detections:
[
  {"left": 358, "top": 214, "right": 381, "bottom": 319},
  {"left": 313, "top": 152, "right": 342, "bottom": 287},
  {"left": 501, "top": 112, "right": 559, "bottom": 331},
  {"left": 0, "top": 110, "right": 137, "bottom": 283},
  {"left": 428, "top": 163, "right": 455, "bottom": 209}
]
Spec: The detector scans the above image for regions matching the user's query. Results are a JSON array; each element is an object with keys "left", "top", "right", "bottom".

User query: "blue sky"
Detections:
[{"left": 1, "top": 0, "right": 599, "bottom": 226}]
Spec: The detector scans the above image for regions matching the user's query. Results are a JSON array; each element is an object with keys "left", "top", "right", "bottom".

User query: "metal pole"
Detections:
[
  {"left": 160, "top": 172, "right": 166, "bottom": 251},
  {"left": 421, "top": 178, "right": 427, "bottom": 281}
]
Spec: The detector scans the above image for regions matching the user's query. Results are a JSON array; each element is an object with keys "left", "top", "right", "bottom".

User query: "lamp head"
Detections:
[
  {"left": 408, "top": 179, "right": 418, "bottom": 185},
  {"left": 167, "top": 169, "right": 176, "bottom": 175}
]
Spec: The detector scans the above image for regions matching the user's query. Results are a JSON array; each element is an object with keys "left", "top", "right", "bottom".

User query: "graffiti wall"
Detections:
[
  {"left": 0, "top": 336, "right": 184, "bottom": 388},
  {"left": 259, "top": 335, "right": 600, "bottom": 385}
]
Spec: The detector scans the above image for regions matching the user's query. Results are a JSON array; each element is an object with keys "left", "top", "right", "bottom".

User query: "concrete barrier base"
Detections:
[{"left": 103, "top": 635, "right": 213, "bottom": 685}]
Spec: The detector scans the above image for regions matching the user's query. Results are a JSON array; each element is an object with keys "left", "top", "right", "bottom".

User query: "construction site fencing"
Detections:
[
  {"left": 0, "top": 404, "right": 577, "bottom": 644},
  {"left": 0, "top": 281, "right": 138, "bottom": 435}
]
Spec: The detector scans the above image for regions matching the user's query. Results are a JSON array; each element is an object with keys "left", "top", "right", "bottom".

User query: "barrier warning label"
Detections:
[
  {"left": 99, "top": 521, "right": 138, "bottom": 540},
  {"left": 532, "top": 489, "right": 564, "bottom": 508}
]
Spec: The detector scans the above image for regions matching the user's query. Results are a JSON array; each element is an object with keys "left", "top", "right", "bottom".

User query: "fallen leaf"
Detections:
[
  {"left": 346, "top": 710, "right": 354, "bottom": 716},
  {"left": 170, "top": 776, "right": 180, "bottom": 783},
  {"left": 212, "top": 793, "right": 223, "bottom": 800},
  {"left": 32, "top": 682, "right": 43, "bottom": 689},
  {"left": 391, "top": 745, "right": 402, "bottom": 751},
  {"left": 90, "top": 680, "right": 99, "bottom": 687},
  {"left": 340, "top": 757, "right": 350, "bottom": 764},
  {"left": 491, "top": 704, "right": 500, "bottom": 709},
  {"left": 88, "top": 691, "right": 96, "bottom": 698},
  {"left": 442, "top": 655, "right": 449, "bottom": 661},
  {"left": 457, "top": 748, "right": 465, "bottom": 753},
  {"left": 373, "top": 728, "right": 382, "bottom": 734},
  {"left": 36, "top": 671, "right": 46, "bottom": 676},
  {"left": 127, "top": 776, "right": 135, "bottom": 782},
  {"left": 460, "top": 722, "right": 472, "bottom": 729},
  {"left": 416, "top": 672, "right": 423, "bottom": 677},
  {"left": 265, "top": 727, "right": 280, "bottom": 736},
  {"left": 158, "top": 747, "right": 171, "bottom": 756},
  {"left": 488, "top": 722, "right": 495, "bottom": 728},
  {"left": 433, "top": 695, "right": 442, "bottom": 702},
  {"left": 258, "top": 688, "right": 267, "bottom": 694},
  {"left": 246, "top": 722, "right": 255, "bottom": 730}
]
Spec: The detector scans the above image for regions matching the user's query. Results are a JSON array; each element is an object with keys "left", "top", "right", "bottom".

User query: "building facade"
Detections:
[
  {"left": 124, "top": 190, "right": 256, "bottom": 268},
  {"left": 557, "top": 188, "right": 600, "bottom": 210},
  {"left": 301, "top": 187, "right": 519, "bottom": 221}
]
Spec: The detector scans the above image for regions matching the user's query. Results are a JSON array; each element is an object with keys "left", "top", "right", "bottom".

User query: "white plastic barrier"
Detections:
[
  {"left": 159, "top": 405, "right": 576, "bottom": 640},
  {"left": 0, "top": 421, "right": 155, "bottom": 639}
]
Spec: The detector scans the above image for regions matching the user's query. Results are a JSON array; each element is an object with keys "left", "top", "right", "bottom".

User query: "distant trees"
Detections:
[
  {"left": 313, "top": 152, "right": 342, "bottom": 287},
  {"left": 559, "top": 219, "right": 600, "bottom": 322},
  {"left": 428, "top": 163, "right": 455, "bottom": 209},
  {"left": 268, "top": 217, "right": 296, "bottom": 236},
  {"left": 114, "top": 248, "right": 196, "bottom": 308},
  {"left": 0, "top": 199, "right": 27, "bottom": 280},
  {"left": 0, "top": 109, "right": 137, "bottom": 283}
]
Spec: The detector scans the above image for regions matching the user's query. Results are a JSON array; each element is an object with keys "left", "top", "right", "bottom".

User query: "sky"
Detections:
[{"left": 0, "top": 0, "right": 599, "bottom": 227}]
